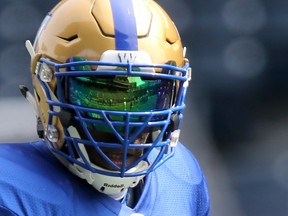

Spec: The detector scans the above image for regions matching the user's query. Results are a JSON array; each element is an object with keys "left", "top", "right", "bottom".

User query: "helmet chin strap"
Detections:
[
  {"left": 69, "top": 158, "right": 148, "bottom": 200},
  {"left": 19, "top": 85, "right": 45, "bottom": 138},
  {"left": 65, "top": 126, "right": 149, "bottom": 200}
]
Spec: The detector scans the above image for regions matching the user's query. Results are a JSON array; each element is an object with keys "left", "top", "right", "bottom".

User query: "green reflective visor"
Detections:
[{"left": 67, "top": 75, "right": 175, "bottom": 112}]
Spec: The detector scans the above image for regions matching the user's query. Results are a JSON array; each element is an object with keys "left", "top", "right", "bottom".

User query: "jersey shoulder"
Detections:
[
  {"left": 149, "top": 142, "right": 210, "bottom": 215},
  {"left": 0, "top": 141, "right": 75, "bottom": 215},
  {"left": 167, "top": 142, "right": 205, "bottom": 183},
  {"left": 0, "top": 141, "right": 126, "bottom": 216}
]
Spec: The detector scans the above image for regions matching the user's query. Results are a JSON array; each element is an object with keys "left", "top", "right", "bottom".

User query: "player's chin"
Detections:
[
  {"left": 84, "top": 144, "right": 143, "bottom": 171},
  {"left": 90, "top": 151, "right": 142, "bottom": 171},
  {"left": 85, "top": 131, "right": 149, "bottom": 171}
]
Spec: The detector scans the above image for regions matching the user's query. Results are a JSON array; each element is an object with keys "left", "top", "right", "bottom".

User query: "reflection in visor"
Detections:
[
  {"left": 63, "top": 57, "right": 176, "bottom": 138},
  {"left": 67, "top": 75, "right": 175, "bottom": 112}
]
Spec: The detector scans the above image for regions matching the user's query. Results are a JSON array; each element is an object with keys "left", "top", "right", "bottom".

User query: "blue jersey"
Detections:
[{"left": 0, "top": 140, "right": 209, "bottom": 216}]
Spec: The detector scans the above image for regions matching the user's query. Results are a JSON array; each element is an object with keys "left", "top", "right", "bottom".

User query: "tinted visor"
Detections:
[{"left": 67, "top": 75, "right": 175, "bottom": 112}]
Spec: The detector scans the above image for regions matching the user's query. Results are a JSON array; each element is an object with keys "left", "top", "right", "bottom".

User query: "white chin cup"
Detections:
[{"left": 68, "top": 159, "right": 149, "bottom": 199}]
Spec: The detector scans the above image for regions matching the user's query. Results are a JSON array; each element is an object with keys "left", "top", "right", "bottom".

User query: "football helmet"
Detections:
[{"left": 26, "top": 0, "right": 191, "bottom": 198}]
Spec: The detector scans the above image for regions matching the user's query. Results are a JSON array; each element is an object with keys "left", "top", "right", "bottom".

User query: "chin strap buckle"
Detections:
[
  {"left": 19, "top": 85, "right": 44, "bottom": 138},
  {"left": 166, "top": 113, "right": 180, "bottom": 147},
  {"left": 170, "top": 129, "right": 180, "bottom": 147}
]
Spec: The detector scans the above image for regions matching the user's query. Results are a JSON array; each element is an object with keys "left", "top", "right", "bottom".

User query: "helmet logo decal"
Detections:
[
  {"left": 103, "top": 183, "right": 125, "bottom": 189},
  {"left": 118, "top": 52, "right": 137, "bottom": 64}
]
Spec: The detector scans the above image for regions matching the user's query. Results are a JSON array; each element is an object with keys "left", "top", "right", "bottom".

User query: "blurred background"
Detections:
[{"left": 0, "top": 0, "right": 287, "bottom": 215}]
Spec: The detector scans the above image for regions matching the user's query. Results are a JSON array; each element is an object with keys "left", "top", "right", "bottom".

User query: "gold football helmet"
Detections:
[{"left": 24, "top": 0, "right": 191, "bottom": 198}]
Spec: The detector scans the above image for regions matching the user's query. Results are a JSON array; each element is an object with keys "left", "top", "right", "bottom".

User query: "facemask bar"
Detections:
[
  {"left": 35, "top": 56, "right": 191, "bottom": 177},
  {"left": 53, "top": 105, "right": 174, "bottom": 177}
]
